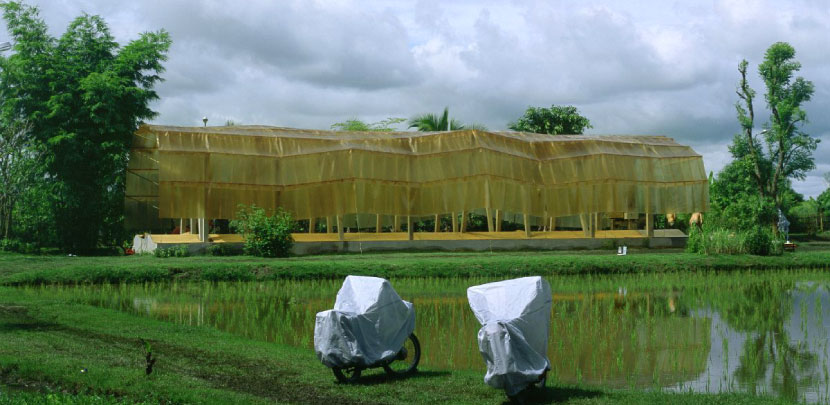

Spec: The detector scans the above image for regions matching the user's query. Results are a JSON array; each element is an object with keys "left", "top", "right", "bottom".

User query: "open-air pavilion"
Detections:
[{"left": 126, "top": 124, "right": 708, "bottom": 254}]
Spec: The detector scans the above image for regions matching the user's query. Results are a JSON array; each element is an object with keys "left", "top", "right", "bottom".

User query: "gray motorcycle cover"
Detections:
[
  {"left": 314, "top": 276, "right": 415, "bottom": 368},
  {"left": 467, "top": 276, "right": 552, "bottom": 396}
]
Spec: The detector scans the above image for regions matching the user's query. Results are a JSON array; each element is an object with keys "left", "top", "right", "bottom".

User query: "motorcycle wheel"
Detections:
[
  {"left": 332, "top": 366, "right": 362, "bottom": 383},
  {"left": 382, "top": 333, "right": 421, "bottom": 376}
]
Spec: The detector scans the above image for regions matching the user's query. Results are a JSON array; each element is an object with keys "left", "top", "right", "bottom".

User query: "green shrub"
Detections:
[
  {"left": 0, "top": 238, "right": 41, "bottom": 254},
  {"left": 231, "top": 204, "right": 294, "bottom": 258},
  {"left": 685, "top": 226, "right": 702, "bottom": 253},
  {"left": 153, "top": 245, "right": 189, "bottom": 258},
  {"left": 745, "top": 226, "right": 772, "bottom": 256},
  {"left": 207, "top": 243, "right": 238, "bottom": 256},
  {"left": 687, "top": 224, "right": 781, "bottom": 256}
]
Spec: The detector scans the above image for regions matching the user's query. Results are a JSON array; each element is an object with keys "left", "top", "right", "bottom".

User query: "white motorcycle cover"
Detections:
[
  {"left": 314, "top": 276, "right": 415, "bottom": 368},
  {"left": 467, "top": 276, "right": 552, "bottom": 396}
]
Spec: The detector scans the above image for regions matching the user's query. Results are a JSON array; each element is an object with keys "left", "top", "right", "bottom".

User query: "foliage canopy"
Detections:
[
  {"left": 508, "top": 105, "right": 592, "bottom": 135},
  {"left": 408, "top": 107, "right": 486, "bottom": 131},
  {"left": 331, "top": 117, "right": 405, "bottom": 132},
  {"left": 0, "top": 2, "right": 171, "bottom": 251}
]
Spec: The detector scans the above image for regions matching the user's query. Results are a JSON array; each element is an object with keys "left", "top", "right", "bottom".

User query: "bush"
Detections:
[
  {"left": 207, "top": 243, "right": 238, "bottom": 256},
  {"left": 686, "top": 225, "right": 780, "bottom": 256},
  {"left": 745, "top": 226, "right": 772, "bottom": 256},
  {"left": 153, "top": 245, "right": 189, "bottom": 258},
  {"left": 685, "top": 226, "right": 702, "bottom": 253},
  {"left": 231, "top": 204, "right": 294, "bottom": 258},
  {"left": 0, "top": 238, "right": 42, "bottom": 254}
]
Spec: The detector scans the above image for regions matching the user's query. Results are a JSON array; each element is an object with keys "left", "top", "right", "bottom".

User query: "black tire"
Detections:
[
  {"left": 382, "top": 333, "right": 421, "bottom": 376},
  {"left": 535, "top": 370, "right": 547, "bottom": 389},
  {"left": 332, "top": 366, "right": 362, "bottom": 383}
]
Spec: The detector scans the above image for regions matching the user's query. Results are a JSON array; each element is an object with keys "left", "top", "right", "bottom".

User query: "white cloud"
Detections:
[{"left": 4, "top": 0, "right": 829, "bottom": 197}]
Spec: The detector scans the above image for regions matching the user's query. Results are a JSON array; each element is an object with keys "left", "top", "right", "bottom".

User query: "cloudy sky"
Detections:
[{"left": 9, "top": 0, "right": 830, "bottom": 197}]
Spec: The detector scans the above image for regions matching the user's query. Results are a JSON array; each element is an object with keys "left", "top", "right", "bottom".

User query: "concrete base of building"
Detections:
[{"left": 134, "top": 229, "right": 687, "bottom": 256}]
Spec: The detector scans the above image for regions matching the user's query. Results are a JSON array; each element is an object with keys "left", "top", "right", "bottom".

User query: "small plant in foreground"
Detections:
[
  {"left": 231, "top": 204, "right": 294, "bottom": 258},
  {"left": 140, "top": 338, "right": 156, "bottom": 375}
]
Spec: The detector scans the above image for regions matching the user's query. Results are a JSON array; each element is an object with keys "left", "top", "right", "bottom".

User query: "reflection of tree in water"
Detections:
[{"left": 715, "top": 281, "right": 819, "bottom": 400}]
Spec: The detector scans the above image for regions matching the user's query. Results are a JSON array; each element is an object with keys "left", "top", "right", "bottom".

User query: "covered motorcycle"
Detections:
[
  {"left": 467, "top": 276, "right": 552, "bottom": 396},
  {"left": 314, "top": 275, "right": 420, "bottom": 382}
]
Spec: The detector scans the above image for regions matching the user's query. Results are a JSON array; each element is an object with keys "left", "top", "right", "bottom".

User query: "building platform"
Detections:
[{"left": 133, "top": 229, "right": 687, "bottom": 255}]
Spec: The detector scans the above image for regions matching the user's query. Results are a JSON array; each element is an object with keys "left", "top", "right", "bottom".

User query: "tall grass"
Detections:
[{"left": 687, "top": 226, "right": 781, "bottom": 256}]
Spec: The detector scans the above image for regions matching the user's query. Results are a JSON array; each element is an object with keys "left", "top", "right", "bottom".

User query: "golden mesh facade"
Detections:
[{"left": 125, "top": 124, "right": 708, "bottom": 228}]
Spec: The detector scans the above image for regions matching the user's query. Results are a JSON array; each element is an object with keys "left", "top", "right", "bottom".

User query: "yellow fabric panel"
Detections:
[{"left": 126, "top": 125, "right": 709, "bottom": 221}]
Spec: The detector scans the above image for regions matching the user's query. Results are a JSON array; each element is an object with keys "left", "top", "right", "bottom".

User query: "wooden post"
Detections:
[
  {"left": 646, "top": 212, "right": 654, "bottom": 238},
  {"left": 451, "top": 212, "right": 458, "bottom": 233},
  {"left": 190, "top": 218, "right": 195, "bottom": 235},
  {"left": 550, "top": 217, "right": 555, "bottom": 231},
  {"left": 179, "top": 218, "right": 184, "bottom": 235},
  {"left": 393, "top": 215, "right": 400, "bottom": 232},
  {"left": 495, "top": 210, "right": 502, "bottom": 232},
  {"left": 460, "top": 211, "right": 467, "bottom": 233},
  {"left": 434, "top": 214, "right": 440, "bottom": 233},
  {"left": 407, "top": 216, "right": 413, "bottom": 240},
  {"left": 336, "top": 215, "right": 344, "bottom": 241},
  {"left": 308, "top": 218, "right": 316, "bottom": 233},
  {"left": 376, "top": 214, "right": 382, "bottom": 233},
  {"left": 484, "top": 180, "right": 493, "bottom": 232},
  {"left": 523, "top": 214, "right": 531, "bottom": 238},
  {"left": 327, "top": 216, "right": 334, "bottom": 234},
  {"left": 593, "top": 213, "right": 599, "bottom": 237},
  {"left": 198, "top": 218, "right": 206, "bottom": 242}
]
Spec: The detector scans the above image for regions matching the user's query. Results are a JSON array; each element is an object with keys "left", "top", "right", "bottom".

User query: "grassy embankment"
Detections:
[
  {"left": 1, "top": 248, "right": 829, "bottom": 285},
  {"left": 2, "top": 250, "right": 825, "bottom": 404}
]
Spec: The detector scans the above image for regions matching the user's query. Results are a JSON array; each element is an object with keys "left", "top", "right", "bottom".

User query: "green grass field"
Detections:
[
  {"left": 2, "top": 249, "right": 825, "bottom": 404},
  {"left": 1, "top": 247, "right": 829, "bottom": 286}
]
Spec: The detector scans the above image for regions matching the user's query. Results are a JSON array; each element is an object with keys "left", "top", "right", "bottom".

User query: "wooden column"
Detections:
[
  {"left": 336, "top": 215, "right": 344, "bottom": 241},
  {"left": 590, "top": 213, "right": 596, "bottom": 238},
  {"left": 495, "top": 210, "right": 502, "bottom": 232},
  {"left": 407, "top": 216, "right": 414, "bottom": 240},
  {"left": 460, "top": 211, "right": 467, "bottom": 233},
  {"left": 198, "top": 218, "right": 206, "bottom": 242},
  {"left": 451, "top": 212, "right": 458, "bottom": 233},
  {"left": 434, "top": 214, "right": 440, "bottom": 233},
  {"left": 523, "top": 214, "right": 531, "bottom": 238},
  {"left": 393, "top": 215, "right": 400, "bottom": 232},
  {"left": 308, "top": 218, "right": 316, "bottom": 233},
  {"left": 179, "top": 218, "right": 184, "bottom": 234},
  {"left": 375, "top": 214, "right": 382, "bottom": 233},
  {"left": 646, "top": 212, "right": 654, "bottom": 237},
  {"left": 550, "top": 217, "right": 555, "bottom": 231},
  {"left": 326, "top": 216, "right": 334, "bottom": 234},
  {"left": 190, "top": 218, "right": 195, "bottom": 235},
  {"left": 484, "top": 180, "right": 493, "bottom": 232}
]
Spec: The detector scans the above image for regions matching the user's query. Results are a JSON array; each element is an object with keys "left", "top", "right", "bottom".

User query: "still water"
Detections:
[{"left": 34, "top": 271, "right": 830, "bottom": 403}]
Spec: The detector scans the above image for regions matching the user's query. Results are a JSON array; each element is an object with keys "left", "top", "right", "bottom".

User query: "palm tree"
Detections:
[{"left": 408, "top": 107, "right": 486, "bottom": 131}]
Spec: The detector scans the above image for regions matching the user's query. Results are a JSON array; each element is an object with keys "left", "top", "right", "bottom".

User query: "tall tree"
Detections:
[
  {"left": 0, "top": 119, "right": 31, "bottom": 239},
  {"left": 408, "top": 107, "right": 486, "bottom": 131},
  {"left": 763, "top": 43, "right": 818, "bottom": 210},
  {"left": 508, "top": 105, "right": 592, "bottom": 135},
  {"left": 0, "top": 2, "right": 171, "bottom": 251},
  {"left": 733, "top": 42, "right": 817, "bottom": 212}
]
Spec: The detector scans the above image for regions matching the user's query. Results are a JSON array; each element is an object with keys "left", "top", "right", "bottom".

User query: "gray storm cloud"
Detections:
[{"left": 5, "top": 0, "right": 830, "bottom": 197}]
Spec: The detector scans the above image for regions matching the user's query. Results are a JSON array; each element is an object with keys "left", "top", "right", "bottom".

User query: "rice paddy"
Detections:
[{"left": 24, "top": 270, "right": 830, "bottom": 403}]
